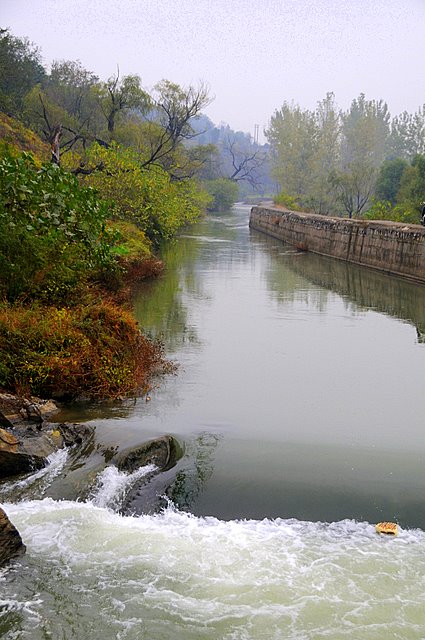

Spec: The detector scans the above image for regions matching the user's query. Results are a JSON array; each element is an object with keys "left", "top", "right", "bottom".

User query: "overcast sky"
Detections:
[{"left": 2, "top": 0, "right": 425, "bottom": 140}]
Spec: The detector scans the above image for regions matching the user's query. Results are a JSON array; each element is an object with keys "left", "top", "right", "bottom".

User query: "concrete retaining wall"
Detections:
[{"left": 249, "top": 206, "right": 425, "bottom": 284}]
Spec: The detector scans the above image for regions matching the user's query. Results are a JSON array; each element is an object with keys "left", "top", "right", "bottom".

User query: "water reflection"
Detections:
[
  {"left": 132, "top": 211, "right": 250, "bottom": 351},
  {"left": 167, "top": 432, "right": 222, "bottom": 511},
  {"left": 253, "top": 230, "right": 425, "bottom": 340},
  {"left": 24, "top": 205, "right": 425, "bottom": 527}
]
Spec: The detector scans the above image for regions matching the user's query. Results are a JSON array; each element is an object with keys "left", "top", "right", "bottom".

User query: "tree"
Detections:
[
  {"left": 23, "top": 59, "right": 105, "bottom": 161},
  {"left": 330, "top": 165, "right": 377, "bottom": 219},
  {"left": 99, "top": 71, "right": 150, "bottom": 135},
  {"left": 334, "top": 94, "right": 391, "bottom": 217},
  {"left": 397, "top": 154, "right": 425, "bottom": 208},
  {"left": 375, "top": 158, "right": 408, "bottom": 204},
  {"left": 78, "top": 143, "right": 209, "bottom": 244},
  {"left": 308, "top": 93, "right": 340, "bottom": 214},
  {"left": 0, "top": 29, "right": 45, "bottom": 116},
  {"left": 223, "top": 138, "right": 267, "bottom": 190},
  {"left": 204, "top": 178, "right": 239, "bottom": 211},
  {"left": 266, "top": 102, "right": 317, "bottom": 199},
  {"left": 140, "top": 80, "right": 212, "bottom": 168},
  {"left": 389, "top": 106, "right": 425, "bottom": 160}
]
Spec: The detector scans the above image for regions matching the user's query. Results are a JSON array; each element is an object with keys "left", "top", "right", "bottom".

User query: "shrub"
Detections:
[
  {"left": 363, "top": 199, "right": 420, "bottom": 224},
  {"left": 273, "top": 191, "right": 303, "bottom": 211},
  {"left": 204, "top": 178, "right": 238, "bottom": 211},
  {"left": 0, "top": 300, "right": 165, "bottom": 399},
  {"left": 0, "top": 151, "right": 117, "bottom": 301}
]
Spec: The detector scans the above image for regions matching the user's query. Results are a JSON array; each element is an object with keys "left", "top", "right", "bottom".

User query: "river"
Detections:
[{"left": 1, "top": 204, "right": 425, "bottom": 638}]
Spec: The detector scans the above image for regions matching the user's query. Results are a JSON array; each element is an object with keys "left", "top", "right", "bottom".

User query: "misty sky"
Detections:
[{"left": 2, "top": 0, "right": 425, "bottom": 140}]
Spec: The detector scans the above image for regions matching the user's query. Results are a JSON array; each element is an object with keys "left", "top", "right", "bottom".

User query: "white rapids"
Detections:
[{"left": 1, "top": 491, "right": 425, "bottom": 639}]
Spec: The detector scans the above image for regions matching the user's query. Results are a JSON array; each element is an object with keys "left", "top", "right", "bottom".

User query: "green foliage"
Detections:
[
  {"left": 266, "top": 102, "right": 317, "bottom": 201},
  {"left": 204, "top": 178, "right": 238, "bottom": 211},
  {"left": 0, "top": 300, "right": 163, "bottom": 399},
  {"left": 397, "top": 154, "right": 425, "bottom": 207},
  {"left": 266, "top": 94, "right": 340, "bottom": 214},
  {"left": 0, "top": 151, "right": 117, "bottom": 301},
  {"left": 79, "top": 143, "right": 208, "bottom": 244},
  {"left": 375, "top": 158, "right": 409, "bottom": 204},
  {"left": 0, "top": 29, "right": 45, "bottom": 116},
  {"left": 363, "top": 199, "right": 419, "bottom": 224},
  {"left": 273, "top": 191, "right": 302, "bottom": 211},
  {"left": 99, "top": 73, "right": 150, "bottom": 134},
  {"left": 110, "top": 220, "right": 152, "bottom": 259}
]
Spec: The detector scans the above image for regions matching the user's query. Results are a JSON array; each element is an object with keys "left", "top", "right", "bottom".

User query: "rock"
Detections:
[
  {"left": 0, "top": 507, "right": 26, "bottom": 567},
  {"left": 0, "top": 426, "right": 47, "bottom": 478},
  {"left": 0, "top": 393, "right": 58, "bottom": 430},
  {"left": 114, "top": 435, "right": 181, "bottom": 473},
  {"left": 0, "top": 409, "right": 15, "bottom": 431},
  {"left": 0, "top": 427, "right": 19, "bottom": 449},
  {"left": 56, "top": 423, "right": 93, "bottom": 447},
  {"left": 114, "top": 435, "right": 184, "bottom": 516},
  {"left": 0, "top": 392, "right": 93, "bottom": 480},
  {"left": 0, "top": 423, "right": 94, "bottom": 479},
  {"left": 20, "top": 399, "right": 43, "bottom": 424}
]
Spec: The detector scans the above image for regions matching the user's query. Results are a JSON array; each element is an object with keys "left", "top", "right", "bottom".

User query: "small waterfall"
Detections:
[
  {"left": 90, "top": 464, "right": 157, "bottom": 510},
  {"left": 0, "top": 449, "right": 68, "bottom": 502}
]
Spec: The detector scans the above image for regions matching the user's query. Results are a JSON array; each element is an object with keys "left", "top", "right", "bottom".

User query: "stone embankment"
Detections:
[{"left": 250, "top": 206, "right": 425, "bottom": 284}]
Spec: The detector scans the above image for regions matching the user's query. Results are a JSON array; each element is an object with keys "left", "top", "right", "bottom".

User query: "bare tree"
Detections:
[
  {"left": 224, "top": 138, "right": 267, "bottom": 190},
  {"left": 141, "top": 80, "right": 213, "bottom": 168}
]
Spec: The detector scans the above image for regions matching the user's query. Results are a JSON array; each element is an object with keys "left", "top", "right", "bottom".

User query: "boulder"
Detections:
[
  {"left": 0, "top": 422, "right": 94, "bottom": 479},
  {"left": 0, "top": 393, "right": 58, "bottom": 429},
  {"left": 114, "top": 435, "right": 182, "bottom": 473},
  {"left": 113, "top": 435, "right": 184, "bottom": 515},
  {"left": 0, "top": 507, "right": 26, "bottom": 566},
  {"left": 0, "top": 428, "right": 47, "bottom": 478},
  {"left": 0, "top": 391, "right": 95, "bottom": 479}
]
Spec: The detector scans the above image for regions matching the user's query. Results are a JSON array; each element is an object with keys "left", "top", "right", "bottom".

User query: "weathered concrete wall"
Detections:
[{"left": 250, "top": 206, "right": 425, "bottom": 284}]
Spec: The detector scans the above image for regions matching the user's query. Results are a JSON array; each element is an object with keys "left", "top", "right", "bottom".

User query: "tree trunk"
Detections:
[{"left": 50, "top": 124, "right": 62, "bottom": 165}]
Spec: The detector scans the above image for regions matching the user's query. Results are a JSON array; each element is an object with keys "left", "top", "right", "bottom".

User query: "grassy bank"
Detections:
[{"left": 0, "top": 297, "right": 166, "bottom": 400}]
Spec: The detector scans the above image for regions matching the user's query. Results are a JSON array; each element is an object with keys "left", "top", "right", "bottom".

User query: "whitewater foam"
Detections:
[
  {"left": 0, "top": 449, "right": 68, "bottom": 501},
  {"left": 2, "top": 498, "right": 425, "bottom": 639},
  {"left": 90, "top": 463, "right": 157, "bottom": 510}
]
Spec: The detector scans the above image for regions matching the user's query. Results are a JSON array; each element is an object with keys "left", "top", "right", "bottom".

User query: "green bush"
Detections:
[
  {"left": 273, "top": 191, "right": 302, "bottom": 211},
  {"left": 363, "top": 199, "right": 420, "bottom": 224},
  {"left": 78, "top": 143, "right": 209, "bottom": 245},
  {"left": 0, "top": 151, "right": 117, "bottom": 301},
  {"left": 204, "top": 178, "right": 238, "bottom": 211}
]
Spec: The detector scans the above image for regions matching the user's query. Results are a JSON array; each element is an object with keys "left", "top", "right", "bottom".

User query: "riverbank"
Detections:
[{"left": 250, "top": 205, "right": 425, "bottom": 284}]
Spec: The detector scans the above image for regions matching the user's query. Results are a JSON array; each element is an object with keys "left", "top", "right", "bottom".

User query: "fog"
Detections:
[{"left": 2, "top": 0, "right": 425, "bottom": 138}]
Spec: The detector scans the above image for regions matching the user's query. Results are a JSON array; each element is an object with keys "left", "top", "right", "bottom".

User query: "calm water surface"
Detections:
[
  {"left": 2, "top": 204, "right": 425, "bottom": 639},
  {"left": 118, "top": 204, "right": 425, "bottom": 525}
]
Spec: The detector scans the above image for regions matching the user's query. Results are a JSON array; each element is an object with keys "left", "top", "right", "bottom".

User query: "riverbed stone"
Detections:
[
  {"left": 0, "top": 425, "right": 47, "bottom": 478},
  {"left": 0, "top": 391, "right": 94, "bottom": 479},
  {"left": 0, "top": 507, "right": 26, "bottom": 566},
  {"left": 114, "top": 435, "right": 181, "bottom": 473}
]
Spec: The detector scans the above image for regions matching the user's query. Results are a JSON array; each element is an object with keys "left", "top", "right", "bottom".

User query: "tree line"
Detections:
[
  {"left": 266, "top": 92, "right": 425, "bottom": 222},
  {"left": 0, "top": 28, "right": 269, "bottom": 213}
]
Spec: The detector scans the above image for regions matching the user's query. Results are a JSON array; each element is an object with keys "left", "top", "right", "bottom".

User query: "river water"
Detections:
[{"left": 2, "top": 205, "right": 425, "bottom": 638}]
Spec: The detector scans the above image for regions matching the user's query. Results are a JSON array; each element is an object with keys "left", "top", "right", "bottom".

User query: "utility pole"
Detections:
[{"left": 254, "top": 124, "right": 259, "bottom": 145}]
